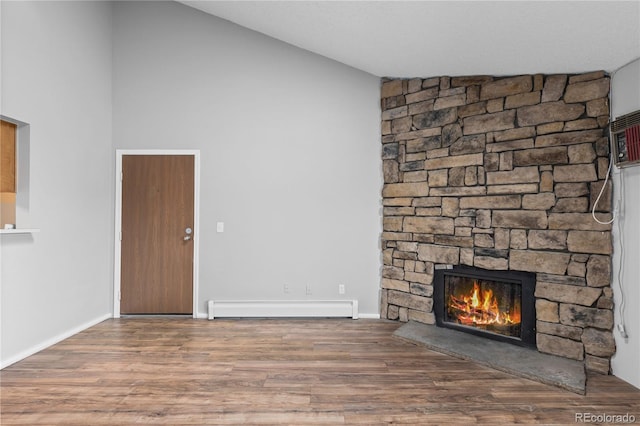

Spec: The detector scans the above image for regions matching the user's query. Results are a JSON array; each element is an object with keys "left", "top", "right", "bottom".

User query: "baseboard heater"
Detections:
[{"left": 207, "top": 300, "right": 359, "bottom": 320}]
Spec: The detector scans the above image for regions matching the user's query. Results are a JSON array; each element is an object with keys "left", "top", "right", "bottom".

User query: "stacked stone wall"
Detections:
[{"left": 380, "top": 72, "right": 615, "bottom": 374}]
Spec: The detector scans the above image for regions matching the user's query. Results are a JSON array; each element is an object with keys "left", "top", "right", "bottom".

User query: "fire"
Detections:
[{"left": 448, "top": 281, "right": 520, "bottom": 326}]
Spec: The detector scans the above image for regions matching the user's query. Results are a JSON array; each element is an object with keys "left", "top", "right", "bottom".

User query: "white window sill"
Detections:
[{"left": 0, "top": 228, "right": 40, "bottom": 234}]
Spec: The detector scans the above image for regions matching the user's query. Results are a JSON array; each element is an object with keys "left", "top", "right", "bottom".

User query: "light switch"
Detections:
[{"left": 216, "top": 222, "right": 224, "bottom": 233}]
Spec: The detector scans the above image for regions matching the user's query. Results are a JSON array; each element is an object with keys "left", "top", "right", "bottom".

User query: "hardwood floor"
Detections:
[{"left": 1, "top": 318, "right": 638, "bottom": 425}]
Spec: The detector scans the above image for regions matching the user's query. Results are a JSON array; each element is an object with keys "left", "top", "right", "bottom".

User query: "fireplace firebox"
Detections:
[{"left": 434, "top": 266, "right": 536, "bottom": 347}]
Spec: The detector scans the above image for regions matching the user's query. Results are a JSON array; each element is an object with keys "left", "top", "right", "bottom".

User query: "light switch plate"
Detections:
[{"left": 216, "top": 222, "right": 224, "bottom": 233}]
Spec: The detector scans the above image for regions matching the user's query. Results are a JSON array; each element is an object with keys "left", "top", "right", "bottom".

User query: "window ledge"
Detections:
[{"left": 0, "top": 228, "right": 40, "bottom": 234}]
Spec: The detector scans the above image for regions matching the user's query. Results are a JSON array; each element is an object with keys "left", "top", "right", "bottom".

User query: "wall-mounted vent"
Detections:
[{"left": 610, "top": 109, "right": 640, "bottom": 167}]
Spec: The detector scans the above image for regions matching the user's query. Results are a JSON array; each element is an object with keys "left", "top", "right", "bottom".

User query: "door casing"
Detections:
[{"left": 113, "top": 149, "right": 200, "bottom": 318}]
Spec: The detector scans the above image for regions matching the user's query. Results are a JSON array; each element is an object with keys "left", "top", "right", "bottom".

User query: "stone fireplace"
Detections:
[{"left": 380, "top": 72, "right": 615, "bottom": 374}]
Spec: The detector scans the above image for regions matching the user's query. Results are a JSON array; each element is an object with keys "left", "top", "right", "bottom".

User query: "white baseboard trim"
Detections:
[
  {"left": 358, "top": 313, "right": 381, "bottom": 319},
  {"left": 208, "top": 300, "right": 359, "bottom": 319},
  {"left": 0, "top": 313, "right": 111, "bottom": 370}
]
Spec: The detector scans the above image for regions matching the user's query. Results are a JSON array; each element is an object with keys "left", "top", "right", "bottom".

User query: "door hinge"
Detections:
[
  {"left": 119, "top": 231, "right": 122, "bottom": 241},
  {"left": 120, "top": 172, "right": 123, "bottom": 181},
  {"left": 118, "top": 291, "right": 121, "bottom": 301}
]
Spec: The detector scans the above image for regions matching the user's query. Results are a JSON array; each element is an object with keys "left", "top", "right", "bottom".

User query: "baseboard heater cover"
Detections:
[{"left": 207, "top": 300, "right": 359, "bottom": 319}]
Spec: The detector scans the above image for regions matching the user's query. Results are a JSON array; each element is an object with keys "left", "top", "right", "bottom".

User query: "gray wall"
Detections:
[
  {"left": 1, "top": 1, "right": 114, "bottom": 365},
  {"left": 112, "top": 2, "right": 382, "bottom": 315},
  {"left": 610, "top": 57, "right": 640, "bottom": 389},
  {"left": 1, "top": 0, "right": 381, "bottom": 368}
]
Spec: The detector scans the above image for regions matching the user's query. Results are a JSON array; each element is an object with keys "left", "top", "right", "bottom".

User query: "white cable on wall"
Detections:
[
  {"left": 591, "top": 154, "right": 615, "bottom": 225},
  {"left": 615, "top": 171, "right": 628, "bottom": 338},
  {"left": 591, "top": 154, "right": 628, "bottom": 338}
]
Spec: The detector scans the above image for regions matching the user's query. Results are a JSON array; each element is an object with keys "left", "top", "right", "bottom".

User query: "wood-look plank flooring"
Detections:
[{"left": 1, "top": 318, "right": 638, "bottom": 425}]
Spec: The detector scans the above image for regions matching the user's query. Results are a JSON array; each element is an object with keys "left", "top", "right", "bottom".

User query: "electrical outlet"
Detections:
[
  {"left": 306, "top": 285, "right": 312, "bottom": 295},
  {"left": 283, "top": 284, "right": 290, "bottom": 294},
  {"left": 339, "top": 284, "right": 345, "bottom": 294}
]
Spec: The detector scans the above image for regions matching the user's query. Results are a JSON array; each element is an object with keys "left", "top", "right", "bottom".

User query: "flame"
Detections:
[{"left": 449, "top": 281, "right": 520, "bottom": 326}]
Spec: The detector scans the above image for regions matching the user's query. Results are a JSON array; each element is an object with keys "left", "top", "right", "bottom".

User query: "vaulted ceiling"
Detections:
[{"left": 179, "top": 1, "right": 640, "bottom": 78}]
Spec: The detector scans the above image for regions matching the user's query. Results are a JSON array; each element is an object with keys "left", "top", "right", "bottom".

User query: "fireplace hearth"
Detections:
[{"left": 434, "top": 266, "right": 536, "bottom": 347}]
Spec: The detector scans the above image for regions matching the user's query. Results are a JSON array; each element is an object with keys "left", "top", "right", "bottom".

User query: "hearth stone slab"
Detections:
[{"left": 393, "top": 321, "right": 586, "bottom": 395}]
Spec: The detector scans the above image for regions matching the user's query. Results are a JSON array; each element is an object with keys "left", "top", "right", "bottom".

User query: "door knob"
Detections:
[{"left": 184, "top": 227, "right": 193, "bottom": 241}]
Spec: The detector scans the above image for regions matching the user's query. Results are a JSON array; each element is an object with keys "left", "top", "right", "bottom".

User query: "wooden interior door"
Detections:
[{"left": 120, "top": 155, "right": 194, "bottom": 314}]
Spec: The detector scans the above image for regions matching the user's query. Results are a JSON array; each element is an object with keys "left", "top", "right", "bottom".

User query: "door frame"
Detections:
[{"left": 113, "top": 149, "right": 201, "bottom": 318}]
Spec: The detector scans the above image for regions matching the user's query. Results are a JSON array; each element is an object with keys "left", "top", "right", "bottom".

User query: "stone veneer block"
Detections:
[
  {"left": 585, "top": 355, "right": 610, "bottom": 375},
  {"left": 381, "top": 106, "right": 408, "bottom": 121},
  {"left": 541, "top": 75, "right": 567, "bottom": 102},
  {"left": 586, "top": 98, "right": 609, "bottom": 117},
  {"left": 410, "top": 283, "right": 434, "bottom": 298},
  {"left": 537, "top": 321, "right": 583, "bottom": 341},
  {"left": 463, "top": 110, "right": 516, "bottom": 135},
  {"left": 510, "top": 250, "right": 570, "bottom": 274},
  {"left": 536, "top": 299, "right": 559, "bottom": 322},
  {"left": 493, "top": 127, "right": 536, "bottom": 142},
  {"left": 568, "top": 143, "right": 597, "bottom": 164},
  {"left": 567, "top": 230, "right": 612, "bottom": 255},
  {"left": 417, "top": 244, "right": 460, "bottom": 264},
  {"left": 480, "top": 75, "right": 532, "bottom": 100},
  {"left": 553, "top": 198, "right": 589, "bottom": 213},
  {"left": 522, "top": 193, "right": 556, "bottom": 210},
  {"left": 568, "top": 71, "right": 605, "bottom": 84},
  {"left": 404, "top": 271, "right": 433, "bottom": 285},
  {"left": 458, "top": 102, "right": 488, "bottom": 119},
  {"left": 555, "top": 183, "right": 589, "bottom": 198},
  {"left": 459, "top": 195, "right": 521, "bottom": 209},
  {"left": 405, "top": 87, "right": 439, "bottom": 104},
  {"left": 381, "top": 232, "right": 412, "bottom": 241},
  {"left": 564, "top": 78, "right": 610, "bottom": 103},
  {"left": 559, "top": 304, "right": 613, "bottom": 329},
  {"left": 474, "top": 256, "right": 508, "bottom": 270},
  {"left": 505, "top": 91, "right": 541, "bottom": 109},
  {"left": 404, "top": 216, "right": 454, "bottom": 235},
  {"left": 434, "top": 94, "right": 466, "bottom": 110},
  {"left": 383, "top": 182, "right": 429, "bottom": 198},
  {"left": 451, "top": 76, "right": 494, "bottom": 86},
  {"left": 528, "top": 230, "right": 567, "bottom": 250},
  {"left": 425, "top": 153, "right": 484, "bottom": 170},
  {"left": 408, "top": 309, "right": 435, "bottom": 324},
  {"left": 492, "top": 210, "right": 548, "bottom": 229},
  {"left": 486, "top": 166, "right": 540, "bottom": 185},
  {"left": 564, "top": 118, "right": 598, "bottom": 132},
  {"left": 554, "top": 164, "right": 597, "bottom": 183},
  {"left": 586, "top": 255, "right": 611, "bottom": 287},
  {"left": 381, "top": 80, "right": 403, "bottom": 98},
  {"left": 535, "top": 281, "right": 601, "bottom": 306},
  {"left": 517, "top": 101, "right": 584, "bottom": 127},
  {"left": 395, "top": 127, "right": 442, "bottom": 141},
  {"left": 548, "top": 213, "right": 611, "bottom": 231},
  {"left": 430, "top": 186, "right": 487, "bottom": 197},
  {"left": 387, "top": 290, "right": 433, "bottom": 312},
  {"left": 513, "top": 146, "right": 568, "bottom": 166},
  {"left": 383, "top": 217, "right": 403, "bottom": 231},
  {"left": 535, "top": 129, "right": 603, "bottom": 147},
  {"left": 537, "top": 333, "right": 584, "bottom": 361},
  {"left": 487, "top": 184, "right": 539, "bottom": 195},
  {"left": 449, "top": 135, "right": 486, "bottom": 155},
  {"left": 382, "top": 278, "right": 410, "bottom": 292},
  {"left": 581, "top": 328, "right": 616, "bottom": 357},
  {"left": 486, "top": 138, "right": 535, "bottom": 153},
  {"left": 413, "top": 108, "right": 457, "bottom": 130}
]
